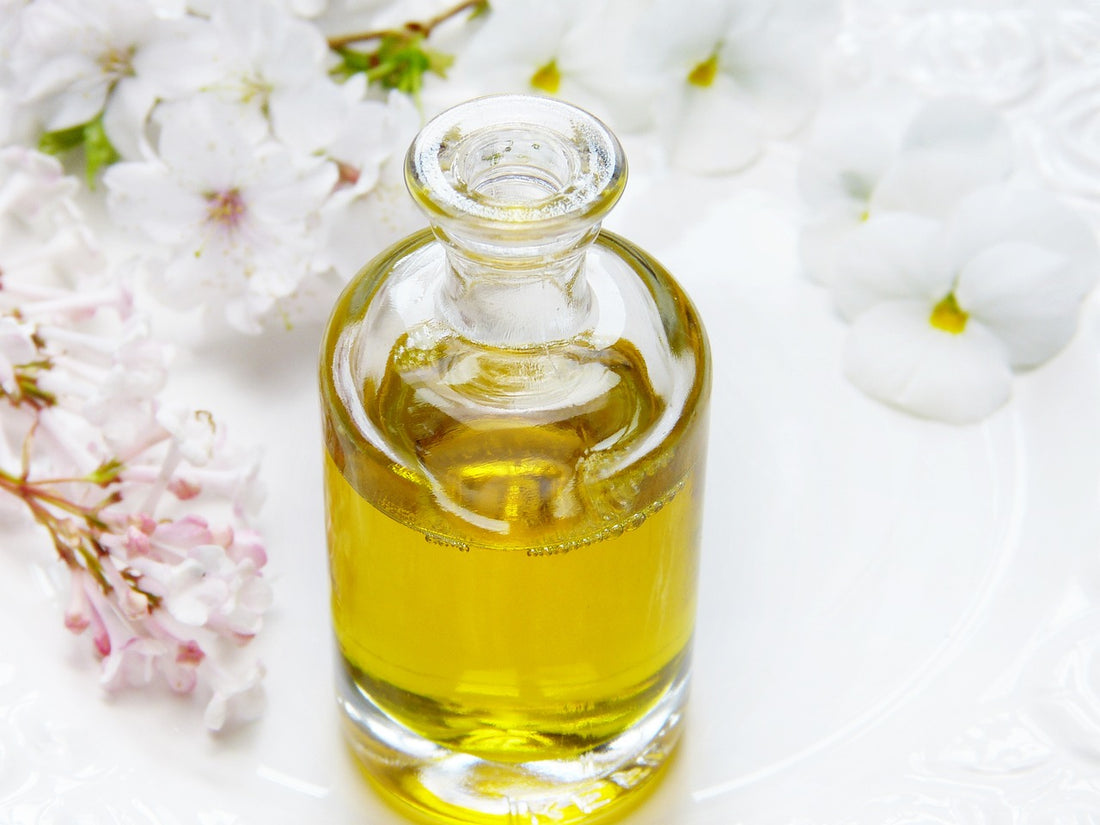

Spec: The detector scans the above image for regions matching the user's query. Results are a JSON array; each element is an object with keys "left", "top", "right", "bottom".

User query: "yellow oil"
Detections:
[{"left": 324, "top": 327, "right": 708, "bottom": 765}]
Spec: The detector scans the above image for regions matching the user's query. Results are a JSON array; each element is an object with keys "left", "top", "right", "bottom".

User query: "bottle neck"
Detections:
[
  {"left": 434, "top": 222, "right": 600, "bottom": 348},
  {"left": 404, "top": 95, "right": 627, "bottom": 348}
]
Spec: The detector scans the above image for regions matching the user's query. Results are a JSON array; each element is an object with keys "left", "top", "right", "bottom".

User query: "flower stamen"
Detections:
[
  {"left": 530, "top": 59, "right": 561, "bottom": 94},
  {"left": 687, "top": 53, "right": 719, "bottom": 88},
  {"left": 98, "top": 45, "right": 136, "bottom": 79},
  {"left": 930, "top": 292, "right": 968, "bottom": 334},
  {"left": 205, "top": 188, "right": 247, "bottom": 230}
]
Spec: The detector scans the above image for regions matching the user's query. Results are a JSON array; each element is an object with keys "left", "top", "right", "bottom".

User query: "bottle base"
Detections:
[{"left": 336, "top": 666, "right": 688, "bottom": 825}]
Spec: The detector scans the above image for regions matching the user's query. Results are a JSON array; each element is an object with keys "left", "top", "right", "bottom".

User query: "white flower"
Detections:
[
  {"left": 832, "top": 186, "right": 1099, "bottom": 423},
  {"left": 196, "top": 0, "right": 333, "bottom": 125},
  {"left": 156, "top": 407, "right": 216, "bottom": 467},
  {"left": 8, "top": 0, "right": 213, "bottom": 156},
  {"left": 104, "top": 97, "right": 338, "bottom": 332},
  {"left": 189, "top": 0, "right": 326, "bottom": 18},
  {"left": 151, "top": 543, "right": 271, "bottom": 639},
  {"left": 449, "top": 0, "right": 647, "bottom": 132},
  {"left": 633, "top": 0, "right": 840, "bottom": 173},
  {"left": 313, "top": 90, "right": 423, "bottom": 279},
  {"left": 0, "top": 316, "right": 38, "bottom": 396},
  {"left": 203, "top": 659, "right": 265, "bottom": 732},
  {"left": 271, "top": 74, "right": 393, "bottom": 202},
  {"left": 799, "top": 99, "right": 1014, "bottom": 286}
]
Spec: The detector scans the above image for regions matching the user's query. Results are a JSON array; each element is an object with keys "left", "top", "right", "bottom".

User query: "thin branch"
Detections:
[{"left": 327, "top": 0, "right": 485, "bottom": 50}]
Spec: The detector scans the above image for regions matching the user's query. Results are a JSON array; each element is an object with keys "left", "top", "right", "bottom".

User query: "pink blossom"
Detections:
[{"left": 0, "top": 146, "right": 270, "bottom": 730}]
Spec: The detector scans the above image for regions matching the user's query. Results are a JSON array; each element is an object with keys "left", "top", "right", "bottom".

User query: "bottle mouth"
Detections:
[{"left": 405, "top": 95, "right": 626, "bottom": 233}]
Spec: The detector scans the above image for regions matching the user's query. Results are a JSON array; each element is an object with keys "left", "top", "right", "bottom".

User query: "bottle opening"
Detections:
[
  {"left": 462, "top": 127, "right": 574, "bottom": 208},
  {"left": 406, "top": 95, "right": 626, "bottom": 231}
]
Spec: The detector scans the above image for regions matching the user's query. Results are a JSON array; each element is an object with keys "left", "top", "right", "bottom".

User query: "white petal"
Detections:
[
  {"left": 104, "top": 161, "right": 205, "bottom": 242},
  {"left": 101, "top": 78, "right": 157, "bottom": 161},
  {"left": 798, "top": 120, "right": 895, "bottom": 210},
  {"left": 18, "top": 52, "right": 96, "bottom": 104},
  {"left": 41, "top": 78, "right": 110, "bottom": 132},
  {"left": 132, "top": 16, "right": 224, "bottom": 96},
  {"left": 717, "top": 10, "right": 829, "bottom": 139},
  {"left": 245, "top": 149, "right": 337, "bottom": 223},
  {"left": 956, "top": 242, "right": 1083, "bottom": 368},
  {"left": 830, "top": 213, "right": 951, "bottom": 320},
  {"left": 946, "top": 186, "right": 1100, "bottom": 294},
  {"left": 799, "top": 203, "right": 863, "bottom": 286},
  {"left": 900, "top": 98, "right": 1013, "bottom": 174},
  {"left": 661, "top": 82, "right": 763, "bottom": 174},
  {"left": 872, "top": 148, "right": 1009, "bottom": 219},
  {"left": 636, "top": 0, "right": 736, "bottom": 74},
  {"left": 844, "top": 300, "right": 1012, "bottom": 424},
  {"left": 460, "top": 0, "right": 581, "bottom": 70},
  {"left": 153, "top": 97, "right": 267, "bottom": 188}
]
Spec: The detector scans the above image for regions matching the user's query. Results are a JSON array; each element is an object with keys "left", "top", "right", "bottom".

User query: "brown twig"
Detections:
[{"left": 327, "top": 0, "right": 485, "bottom": 50}]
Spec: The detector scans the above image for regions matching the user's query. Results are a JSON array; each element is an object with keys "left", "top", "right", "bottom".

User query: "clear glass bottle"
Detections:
[{"left": 320, "top": 95, "right": 710, "bottom": 824}]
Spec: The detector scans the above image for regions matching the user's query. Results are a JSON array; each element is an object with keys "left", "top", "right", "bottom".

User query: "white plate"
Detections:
[{"left": 5, "top": 159, "right": 1100, "bottom": 824}]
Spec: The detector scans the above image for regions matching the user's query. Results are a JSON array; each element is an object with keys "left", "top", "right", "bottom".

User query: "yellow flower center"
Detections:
[
  {"left": 530, "top": 59, "right": 561, "bottom": 94},
  {"left": 929, "top": 292, "right": 968, "bottom": 334},
  {"left": 687, "top": 53, "right": 719, "bottom": 88},
  {"left": 98, "top": 46, "right": 135, "bottom": 79},
  {"left": 205, "top": 188, "right": 246, "bottom": 229}
]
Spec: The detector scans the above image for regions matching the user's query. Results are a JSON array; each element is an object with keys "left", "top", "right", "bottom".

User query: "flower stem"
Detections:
[{"left": 327, "top": 0, "right": 488, "bottom": 49}]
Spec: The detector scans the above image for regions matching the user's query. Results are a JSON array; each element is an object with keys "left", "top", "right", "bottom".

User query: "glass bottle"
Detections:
[{"left": 320, "top": 95, "right": 710, "bottom": 824}]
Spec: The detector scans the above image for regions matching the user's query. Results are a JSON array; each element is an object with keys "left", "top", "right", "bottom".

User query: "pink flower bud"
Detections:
[
  {"left": 124, "top": 524, "right": 152, "bottom": 555},
  {"left": 177, "top": 639, "right": 205, "bottom": 666},
  {"left": 64, "top": 577, "right": 92, "bottom": 633},
  {"left": 168, "top": 477, "right": 202, "bottom": 500}
]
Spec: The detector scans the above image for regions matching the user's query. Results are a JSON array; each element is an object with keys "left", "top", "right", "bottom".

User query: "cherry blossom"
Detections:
[
  {"left": 195, "top": 0, "right": 334, "bottom": 125},
  {"left": 270, "top": 74, "right": 393, "bottom": 203},
  {"left": 8, "top": 0, "right": 215, "bottom": 159},
  {"left": 832, "top": 186, "right": 1099, "bottom": 423},
  {"left": 104, "top": 97, "right": 338, "bottom": 332}
]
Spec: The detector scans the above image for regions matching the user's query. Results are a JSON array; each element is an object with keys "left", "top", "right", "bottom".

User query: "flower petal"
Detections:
[
  {"left": 661, "top": 82, "right": 763, "bottom": 174},
  {"left": 798, "top": 120, "right": 895, "bottom": 210},
  {"left": 900, "top": 98, "right": 1013, "bottom": 173},
  {"left": 946, "top": 186, "right": 1100, "bottom": 294},
  {"left": 799, "top": 202, "right": 862, "bottom": 285},
  {"left": 830, "top": 213, "right": 951, "bottom": 320},
  {"left": 844, "top": 300, "right": 1012, "bottom": 424},
  {"left": 957, "top": 242, "right": 1083, "bottom": 368},
  {"left": 872, "top": 148, "right": 1009, "bottom": 219}
]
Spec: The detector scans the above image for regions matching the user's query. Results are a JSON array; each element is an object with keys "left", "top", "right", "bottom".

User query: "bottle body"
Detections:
[{"left": 320, "top": 96, "right": 710, "bottom": 824}]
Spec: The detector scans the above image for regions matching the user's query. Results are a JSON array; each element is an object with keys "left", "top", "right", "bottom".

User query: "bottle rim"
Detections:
[{"left": 405, "top": 94, "right": 627, "bottom": 233}]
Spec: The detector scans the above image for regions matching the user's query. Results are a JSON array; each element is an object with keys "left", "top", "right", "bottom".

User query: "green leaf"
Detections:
[
  {"left": 36, "top": 116, "right": 120, "bottom": 187},
  {"left": 38, "top": 123, "right": 86, "bottom": 155},
  {"left": 425, "top": 47, "right": 455, "bottom": 78},
  {"left": 88, "top": 458, "right": 125, "bottom": 487},
  {"left": 335, "top": 33, "right": 453, "bottom": 100},
  {"left": 82, "top": 117, "right": 119, "bottom": 187},
  {"left": 467, "top": 0, "right": 491, "bottom": 20}
]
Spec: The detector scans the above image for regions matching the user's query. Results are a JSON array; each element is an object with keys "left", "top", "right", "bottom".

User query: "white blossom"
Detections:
[
  {"left": 799, "top": 99, "right": 1014, "bottom": 286},
  {"left": 271, "top": 73, "right": 393, "bottom": 202},
  {"left": 104, "top": 97, "right": 338, "bottom": 332},
  {"left": 632, "top": 0, "right": 840, "bottom": 173},
  {"left": 194, "top": 0, "right": 334, "bottom": 125},
  {"left": 832, "top": 186, "right": 1099, "bottom": 423},
  {"left": 448, "top": 0, "right": 647, "bottom": 132},
  {"left": 314, "top": 90, "right": 423, "bottom": 279},
  {"left": 189, "top": 0, "right": 327, "bottom": 18},
  {"left": 8, "top": 0, "right": 214, "bottom": 156}
]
